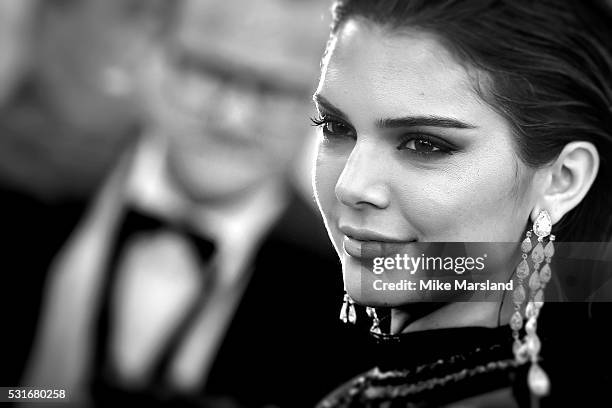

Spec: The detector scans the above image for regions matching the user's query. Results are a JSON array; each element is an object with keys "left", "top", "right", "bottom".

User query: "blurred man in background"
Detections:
[
  {"left": 0, "top": 0, "right": 173, "bottom": 386},
  {"left": 0, "top": 0, "right": 35, "bottom": 105},
  {"left": 24, "top": 0, "right": 373, "bottom": 407}
]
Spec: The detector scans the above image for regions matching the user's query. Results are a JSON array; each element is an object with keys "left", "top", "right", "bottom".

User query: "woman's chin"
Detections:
[
  {"left": 344, "top": 265, "right": 455, "bottom": 307},
  {"left": 346, "top": 289, "right": 429, "bottom": 307},
  {"left": 344, "top": 273, "right": 429, "bottom": 307}
]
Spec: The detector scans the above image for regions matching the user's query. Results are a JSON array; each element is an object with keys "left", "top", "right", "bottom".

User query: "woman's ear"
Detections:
[{"left": 534, "top": 141, "right": 599, "bottom": 225}]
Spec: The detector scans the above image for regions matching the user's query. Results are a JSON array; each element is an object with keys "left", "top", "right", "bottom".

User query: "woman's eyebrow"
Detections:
[
  {"left": 312, "top": 94, "right": 348, "bottom": 119},
  {"left": 377, "top": 116, "right": 477, "bottom": 129},
  {"left": 312, "top": 94, "right": 477, "bottom": 129}
]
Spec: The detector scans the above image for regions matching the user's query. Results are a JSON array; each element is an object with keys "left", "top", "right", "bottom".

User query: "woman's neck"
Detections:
[
  {"left": 390, "top": 300, "right": 513, "bottom": 334},
  {"left": 387, "top": 247, "right": 523, "bottom": 334}
]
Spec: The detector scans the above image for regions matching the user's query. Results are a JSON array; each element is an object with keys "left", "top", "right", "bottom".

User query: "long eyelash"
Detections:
[{"left": 310, "top": 115, "right": 327, "bottom": 127}]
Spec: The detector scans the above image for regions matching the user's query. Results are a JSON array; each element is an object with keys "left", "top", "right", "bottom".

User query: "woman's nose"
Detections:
[{"left": 335, "top": 142, "right": 390, "bottom": 210}]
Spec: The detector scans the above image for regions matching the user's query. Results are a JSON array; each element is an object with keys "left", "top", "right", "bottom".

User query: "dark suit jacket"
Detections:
[
  {"left": 91, "top": 190, "right": 375, "bottom": 408},
  {"left": 203, "top": 192, "right": 375, "bottom": 407}
]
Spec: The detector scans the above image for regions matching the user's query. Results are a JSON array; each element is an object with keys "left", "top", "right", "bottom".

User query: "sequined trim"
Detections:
[
  {"left": 363, "top": 358, "right": 519, "bottom": 399},
  {"left": 318, "top": 358, "right": 519, "bottom": 408}
]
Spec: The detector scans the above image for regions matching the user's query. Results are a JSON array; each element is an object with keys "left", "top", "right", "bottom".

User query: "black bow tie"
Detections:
[{"left": 117, "top": 207, "right": 216, "bottom": 263}]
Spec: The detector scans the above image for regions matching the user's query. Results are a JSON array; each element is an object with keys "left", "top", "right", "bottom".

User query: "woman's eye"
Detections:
[
  {"left": 397, "top": 136, "right": 453, "bottom": 156},
  {"left": 311, "top": 116, "right": 355, "bottom": 139},
  {"left": 402, "top": 139, "right": 440, "bottom": 153}
]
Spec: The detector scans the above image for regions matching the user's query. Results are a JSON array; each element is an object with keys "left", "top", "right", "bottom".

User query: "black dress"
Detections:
[{"left": 317, "top": 303, "right": 612, "bottom": 408}]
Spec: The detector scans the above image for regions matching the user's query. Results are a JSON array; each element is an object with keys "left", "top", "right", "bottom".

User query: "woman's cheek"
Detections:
[
  {"left": 315, "top": 147, "right": 345, "bottom": 201},
  {"left": 314, "top": 151, "right": 347, "bottom": 256},
  {"left": 314, "top": 151, "right": 341, "bottom": 219},
  {"left": 393, "top": 174, "right": 465, "bottom": 241},
  {"left": 391, "top": 168, "right": 491, "bottom": 241},
  {"left": 415, "top": 167, "right": 521, "bottom": 242}
]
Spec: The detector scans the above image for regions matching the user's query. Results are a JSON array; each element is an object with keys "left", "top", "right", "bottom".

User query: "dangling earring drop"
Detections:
[
  {"left": 366, "top": 306, "right": 381, "bottom": 334},
  {"left": 340, "top": 292, "right": 357, "bottom": 324},
  {"left": 512, "top": 210, "right": 554, "bottom": 397},
  {"left": 511, "top": 229, "right": 530, "bottom": 356}
]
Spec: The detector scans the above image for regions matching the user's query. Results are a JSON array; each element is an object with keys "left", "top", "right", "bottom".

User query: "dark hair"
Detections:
[{"left": 328, "top": 0, "right": 612, "bottom": 242}]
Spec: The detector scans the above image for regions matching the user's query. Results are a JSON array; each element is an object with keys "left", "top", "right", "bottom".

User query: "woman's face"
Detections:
[{"left": 313, "top": 20, "right": 540, "bottom": 306}]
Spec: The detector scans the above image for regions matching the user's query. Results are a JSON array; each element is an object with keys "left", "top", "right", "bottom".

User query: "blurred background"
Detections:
[
  {"left": 4, "top": 2, "right": 612, "bottom": 408},
  {"left": 0, "top": 0, "right": 375, "bottom": 407}
]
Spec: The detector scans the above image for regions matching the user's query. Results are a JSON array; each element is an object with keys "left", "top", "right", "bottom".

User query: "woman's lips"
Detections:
[{"left": 342, "top": 235, "right": 417, "bottom": 258}]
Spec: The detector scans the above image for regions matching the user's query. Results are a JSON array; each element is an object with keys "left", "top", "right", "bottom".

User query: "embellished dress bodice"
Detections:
[
  {"left": 317, "top": 302, "right": 612, "bottom": 408},
  {"left": 317, "top": 325, "right": 528, "bottom": 408}
]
